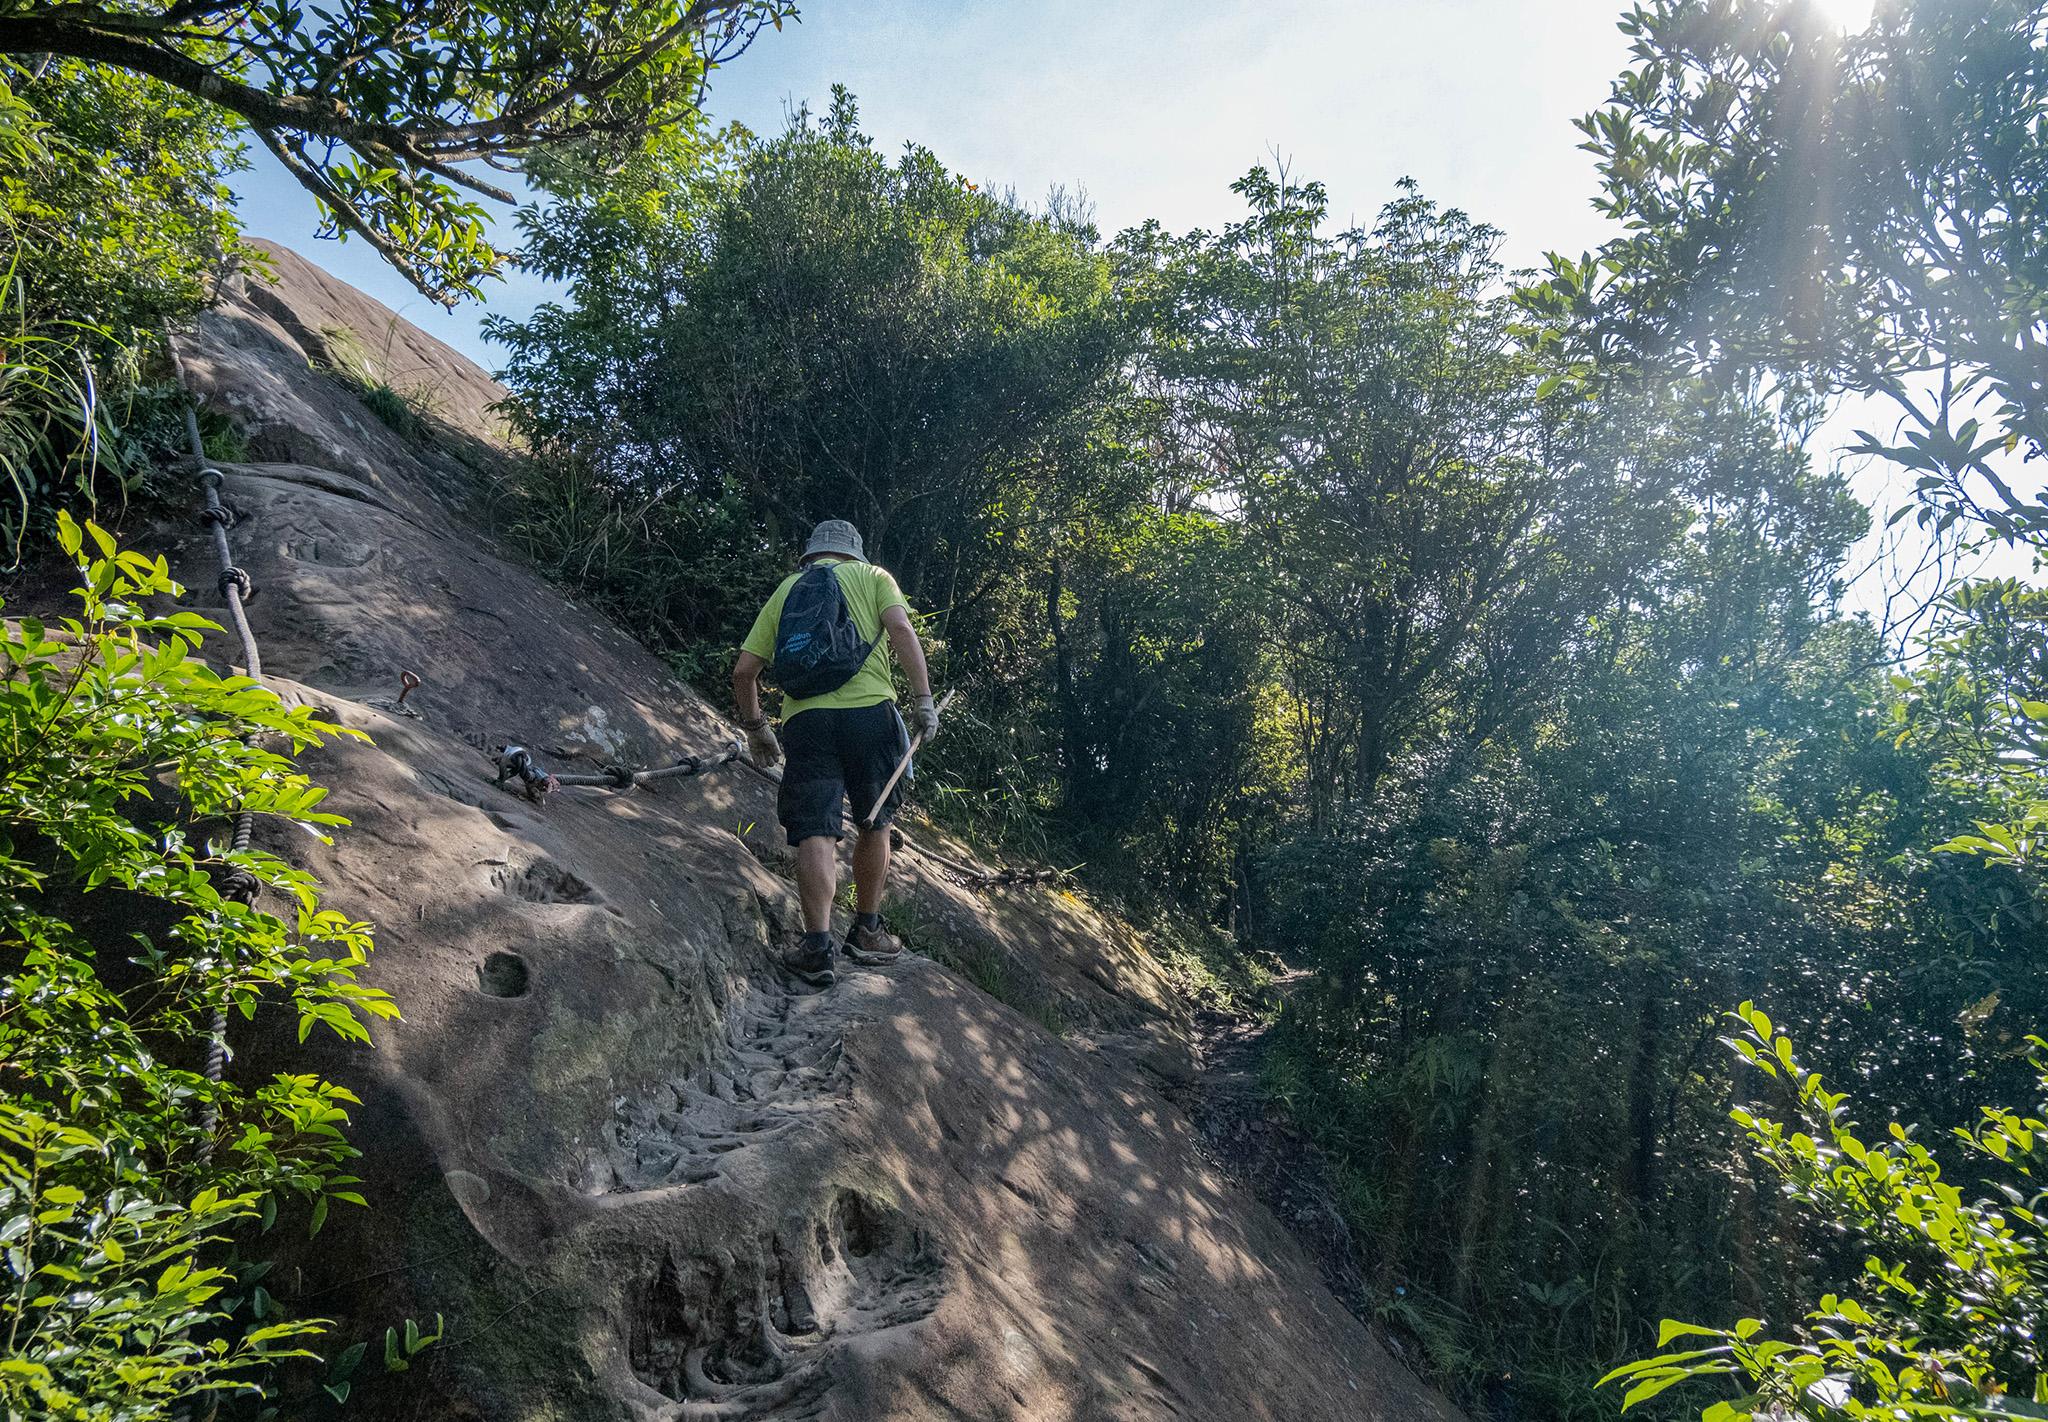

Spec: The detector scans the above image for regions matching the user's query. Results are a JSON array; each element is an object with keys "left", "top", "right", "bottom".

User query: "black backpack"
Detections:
[{"left": 770, "top": 563, "right": 877, "bottom": 698}]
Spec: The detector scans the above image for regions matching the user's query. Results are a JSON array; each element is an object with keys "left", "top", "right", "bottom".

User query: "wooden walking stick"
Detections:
[{"left": 862, "top": 689, "right": 956, "bottom": 828}]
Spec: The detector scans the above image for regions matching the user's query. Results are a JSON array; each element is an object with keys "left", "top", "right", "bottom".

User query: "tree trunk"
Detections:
[{"left": 1452, "top": 1028, "right": 1504, "bottom": 1307}]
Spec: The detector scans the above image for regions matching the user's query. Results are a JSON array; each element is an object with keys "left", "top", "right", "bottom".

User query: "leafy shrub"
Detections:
[
  {"left": 1895, "top": 579, "right": 2048, "bottom": 877},
  {"left": 0, "top": 275, "right": 128, "bottom": 558},
  {"left": 490, "top": 91, "right": 1126, "bottom": 661},
  {"left": 0, "top": 515, "right": 395, "bottom": 1419},
  {"left": 0, "top": 60, "right": 246, "bottom": 352},
  {"left": 1606, "top": 1003, "right": 2048, "bottom": 1420}
]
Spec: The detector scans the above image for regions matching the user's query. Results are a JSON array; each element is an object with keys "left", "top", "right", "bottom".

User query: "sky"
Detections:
[
  {"left": 228, "top": 0, "right": 1638, "bottom": 368},
  {"left": 223, "top": 0, "right": 2035, "bottom": 621}
]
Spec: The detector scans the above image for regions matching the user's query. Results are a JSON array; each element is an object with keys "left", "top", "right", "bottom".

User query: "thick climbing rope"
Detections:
[
  {"left": 498, "top": 733, "right": 1058, "bottom": 890},
  {"left": 163, "top": 362, "right": 268, "bottom": 1422},
  {"left": 175, "top": 386, "right": 265, "bottom": 1150}
]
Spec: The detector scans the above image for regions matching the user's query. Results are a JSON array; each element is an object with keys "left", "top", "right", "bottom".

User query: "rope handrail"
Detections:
[
  {"left": 552, "top": 740, "right": 744, "bottom": 789},
  {"left": 170, "top": 371, "right": 263, "bottom": 1157}
]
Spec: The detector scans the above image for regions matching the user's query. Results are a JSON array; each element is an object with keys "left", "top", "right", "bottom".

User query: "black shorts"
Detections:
[{"left": 778, "top": 701, "right": 910, "bottom": 845}]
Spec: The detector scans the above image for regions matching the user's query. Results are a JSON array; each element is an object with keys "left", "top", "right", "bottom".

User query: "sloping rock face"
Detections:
[{"left": 147, "top": 246, "right": 1459, "bottom": 1421}]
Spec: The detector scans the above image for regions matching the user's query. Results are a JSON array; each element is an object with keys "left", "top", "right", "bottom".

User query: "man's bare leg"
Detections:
[
  {"left": 852, "top": 826, "right": 891, "bottom": 915},
  {"left": 845, "top": 826, "right": 903, "bottom": 963},
  {"left": 796, "top": 835, "right": 838, "bottom": 934}
]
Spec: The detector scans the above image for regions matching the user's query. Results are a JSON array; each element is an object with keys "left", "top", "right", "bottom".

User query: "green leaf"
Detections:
[
  {"left": 331, "top": 1339, "right": 368, "bottom": 1380},
  {"left": 1622, "top": 1371, "right": 1698, "bottom": 1411},
  {"left": 1658, "top": 1320, "right": 1726, "bottom": 1347}
]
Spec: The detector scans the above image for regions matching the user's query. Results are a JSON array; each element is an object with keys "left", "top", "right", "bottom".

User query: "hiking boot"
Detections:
[
  {"left": 842, "top": 918, "right": 903, "bottom": 966},
  {"left": 784, "top": 936, "right": 836, "bottom": 988}
]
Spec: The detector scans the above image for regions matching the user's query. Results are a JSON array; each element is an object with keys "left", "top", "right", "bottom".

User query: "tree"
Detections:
[
  {"left": 0, "top": 59, "right": 244, "bottom": 343},
  {"left": 0, "top": 0, "right": 790, "bottom": 302},
  {"left": 1537, "top": 10, "right": 2048, "bottom": 1414},
  {"left": 1036, "top": 501, "right": 1279, "bottom": 909},
  {"left": 1136, "top": 172, "right": 1672, "bottom": 820},
  {"left": 1892, "top": 577, "right": 2048, "bottom": 870},
  {"left": 1247, "top": 367, "right": 2034, "bottom": 1411},
  {"left": 492, "top": 91, "right": 1132, "bottom": 642},
  {"left": 1534, "top": 0, "right": 2048, "bottom": 546},
  {"left": 0, "top": 59, "right": 250, "bottom": 537}
]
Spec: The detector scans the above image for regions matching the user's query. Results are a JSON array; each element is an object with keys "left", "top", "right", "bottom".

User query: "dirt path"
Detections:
[{"left": 1170, "top": 970, "right": 1374, "bottom": 1318}]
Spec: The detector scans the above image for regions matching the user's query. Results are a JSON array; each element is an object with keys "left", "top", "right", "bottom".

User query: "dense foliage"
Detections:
[
  {"left": 0, "top": 0, "right": 795, "bottom": 556},
  {"left": 1546, "top": 0, "right": 2047, "bottom": 545},
  {"left": 1605, "top": 1005, "right": 2048, "bottom": 1420},
  {"left": 4, "top": 0, "right": 2041, "bottom": 1414},
  {"left": 492, "top": 29, "right": 2047, "bottom": 1417},
  {"left": 0, "top": 515, "right": 393, "bottom": 1418},
  {"left": 492, "top": 91, "right": 1137, "bottom": 686},
  {"left": 0, "top": 59, "right": 249, "bottom": 545},
  {"left": 0, "top": 61, "right": 243, "bottom": 350},
  {"left": 1542, "top": 2, "right": 2048, "bottom": 1416}
]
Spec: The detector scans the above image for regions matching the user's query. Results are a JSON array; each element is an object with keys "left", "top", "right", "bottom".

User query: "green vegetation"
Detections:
[
  {"left": 318, "top": 322, "right": 443, "bottom": 444},
  {"left": 2, "top": 0, "right": 2043, "bottom": 1415},
  {"left": 1604, "top": 1005, "right": 2048, "bottom": 1420},
  {"left": 0, "top": 0, "right": 790, "bottom": 303},
  {"left": 491, "top": 89, "right": 1129, "bottom": 661},
  {"left": 0, "top": 515, "right": 393, "bottom": 1418},
  {"left": 491, "top": 18, "right": 2048, "bottom": 1417},
  {"left": 0, "top": 0, "right": 790, "bottom": 556},
  {"left": 0, "top": 59, "right": 249, "bottom": 545},
  {"left": 0, "top": 60, "right": 245, "bottom": 350}
]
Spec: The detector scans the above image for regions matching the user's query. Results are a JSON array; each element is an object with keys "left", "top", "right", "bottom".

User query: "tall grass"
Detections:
[{"left": 0, "top": 272, "right": 128, "bottom": 560}]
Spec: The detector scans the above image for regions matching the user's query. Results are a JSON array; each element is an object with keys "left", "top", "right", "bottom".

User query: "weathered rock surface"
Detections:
[{"left": 137, "top": 247, "right": 1459, "bottom": 1421}]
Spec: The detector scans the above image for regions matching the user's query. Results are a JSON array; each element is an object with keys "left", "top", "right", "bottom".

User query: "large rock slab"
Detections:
[
  {"left": 174, "top": 238, "right": 512, "bottom": 519},
  {"left": 142, "top": 246, "right": 1460, "bottom": 1422}
]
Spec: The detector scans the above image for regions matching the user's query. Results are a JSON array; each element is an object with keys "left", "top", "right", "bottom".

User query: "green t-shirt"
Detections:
[{"left": 741, "top": 558, "right": 910, "bottom": 718}]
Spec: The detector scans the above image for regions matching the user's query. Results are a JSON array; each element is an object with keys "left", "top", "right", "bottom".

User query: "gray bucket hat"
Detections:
[{"left": 801, "top": 519, "right": 867, "bottom": 563}]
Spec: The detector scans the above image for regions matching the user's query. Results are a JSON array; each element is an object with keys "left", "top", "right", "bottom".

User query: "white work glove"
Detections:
[
  {"left": 911, "top": 694, "right": 940, "bottom": 741},
  {"left": 743, "top": 716, "right": 782, "bottom": 768}
]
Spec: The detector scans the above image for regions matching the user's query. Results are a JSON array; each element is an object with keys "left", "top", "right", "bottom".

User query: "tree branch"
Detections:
[
  {"left": 0, "top": 0, "right": 766, "bottom": 155},
  {"left": 251, "top": 126, "right": 447, "bottom": 303}
]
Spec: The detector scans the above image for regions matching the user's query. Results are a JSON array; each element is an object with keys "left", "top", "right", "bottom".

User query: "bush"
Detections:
[
  {"left": 1606, "top": 1004, "right": 2048, "bottom": 1420},
  {"left": 0, "top": 515, "right": 395, "bottom": 1419},
  {"left": 0, "top": 60, "right": 250, "bottom": 546}
]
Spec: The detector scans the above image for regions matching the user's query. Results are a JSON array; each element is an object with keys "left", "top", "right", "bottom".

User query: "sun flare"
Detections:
[{"left": 1816, "top": 0, "right": 1879, "bottom": 31}]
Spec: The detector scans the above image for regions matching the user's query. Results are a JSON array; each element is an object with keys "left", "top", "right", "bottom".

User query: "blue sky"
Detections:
[{"left": 228, "top": 1, "right": 1638, "bottom": 368}]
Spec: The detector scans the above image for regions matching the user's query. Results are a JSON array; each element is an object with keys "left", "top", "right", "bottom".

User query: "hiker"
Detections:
[{"left": 732, "top": 519, "right": 941, "bottom": 987}]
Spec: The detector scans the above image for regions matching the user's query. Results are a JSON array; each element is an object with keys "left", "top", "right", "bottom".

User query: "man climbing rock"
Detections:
[{"left": 732, "top": 520, "right": 941, "bottom": 987}]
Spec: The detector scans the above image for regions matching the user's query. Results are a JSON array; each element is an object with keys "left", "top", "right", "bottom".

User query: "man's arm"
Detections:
[
  {"left": 733, "top": 650, "right": 768, "bottom": 724},
  {"left": 732, "top": 650, "right": 780, "bottom": 766},
  {"left": 882, "top": 605, "right": 940, "bottom": 738},
  {"left": 880, "top": 605, "right": 931, "bottom": 700}
]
